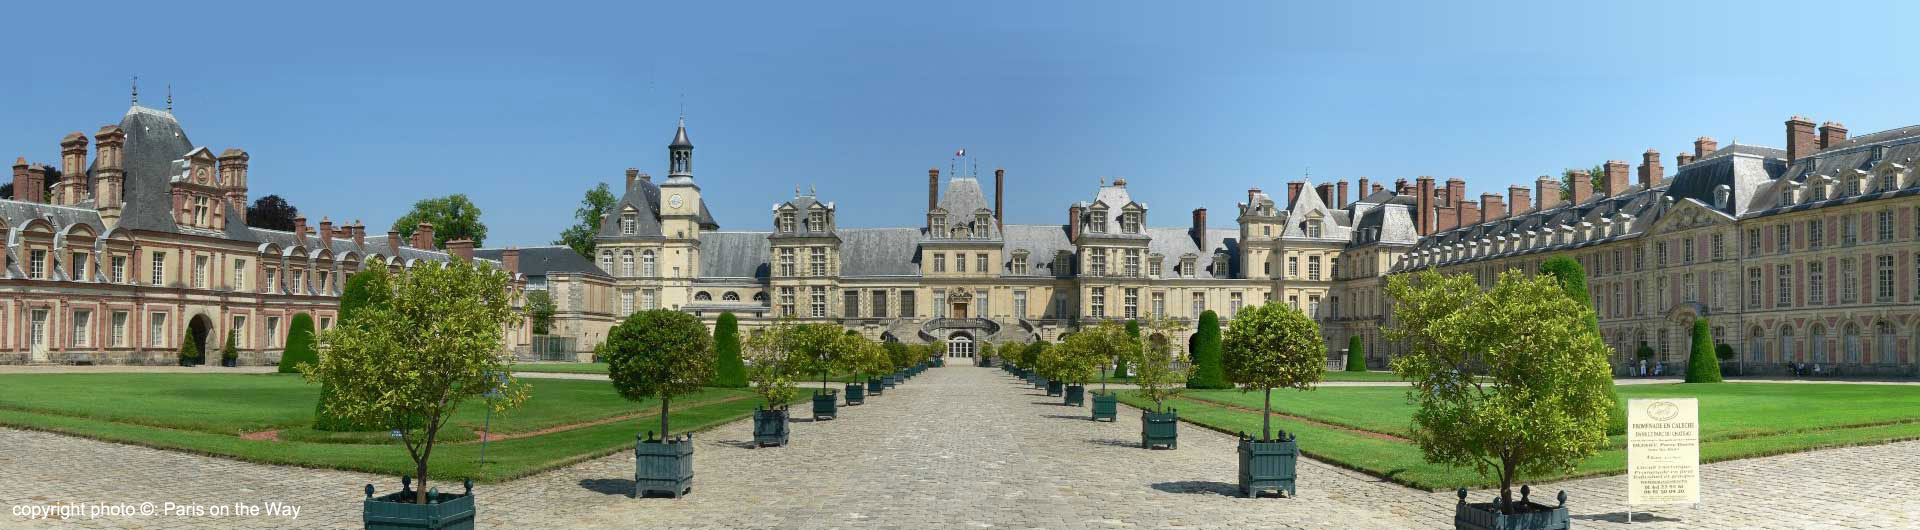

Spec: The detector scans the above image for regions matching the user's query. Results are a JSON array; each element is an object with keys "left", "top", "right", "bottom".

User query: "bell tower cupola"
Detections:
[{"left": 668, "top": 116, "right": 693, "bottom": 181}]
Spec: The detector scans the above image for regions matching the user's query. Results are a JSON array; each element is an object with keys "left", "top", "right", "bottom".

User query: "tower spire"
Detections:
[
  {"left": 130, "top": 76, "right": 139, "bottom": 105},
  {"left": 166, "top": 84, "right": 173, "bottom": 112}
]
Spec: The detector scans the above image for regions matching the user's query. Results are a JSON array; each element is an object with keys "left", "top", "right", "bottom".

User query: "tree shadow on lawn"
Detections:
[{"left": 1150, "top": 481, "right": 1241, "bottom": 497}]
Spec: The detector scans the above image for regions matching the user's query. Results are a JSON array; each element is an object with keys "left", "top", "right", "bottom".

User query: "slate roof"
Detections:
[
  {"left": 1073, "top": 183, "right": 1150, "bottom": 240},
  {"left": 474, "top": 246, "right": 610, "bottom": 279},
  {"left": 931, "top": 176, "right": 998, "bottom": 238},
  {"left": 838, "top": 228, "right": 922, "bottom": 277},
  {"left": 1144, "top": 227, "right": 1240, "bottom": 279},
  {"left": 698, "top": 231, "right": 771, "bottom": 279},
  {"left": 1000, "top": 224, "right": 1075, "bottom": 278}
]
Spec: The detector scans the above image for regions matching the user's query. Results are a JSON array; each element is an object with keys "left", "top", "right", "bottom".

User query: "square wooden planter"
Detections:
[
  {"left": 811, "top": 390, "right": 838, "bottom": 420},
  {"left": 634, "top": 435, "right": 694, "bottom": 498},
  {"left": 1063, "top": 385, "right": 1085, "bottom": 406},
  {"left": 1453, "top": 487, "right": 1570, "bottom": 530},
  {"left": 1236, "top": 433, "right": 1298, "bottom": 498},
  {"left": 1045, "top": 380, "right": 1063, "bottom": 397},
  {"left": 883, "top": 375, "right": 898, "bottom": 389},
  {"left": 1090, "top": 393, "right": 1117, "bottom": 421},
  {"left": 752, "top": 407, "right": 789, "bottom": 447},
  {"left": 867, "top": 378, "right": 884, "bottom": 395},
  {"left": 1141, "top": 409, "right": 1179, "bottom": 449},
  {"left": 363, "top": 477, "right": 475, "bottom": 530},
  {"left": 844, "top": 383, "right": 865, "bottom": 405}
]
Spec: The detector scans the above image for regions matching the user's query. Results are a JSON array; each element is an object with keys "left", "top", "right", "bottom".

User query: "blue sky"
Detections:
[{"left": 4, "top": 0, "right": 1916, "bottom": 245}]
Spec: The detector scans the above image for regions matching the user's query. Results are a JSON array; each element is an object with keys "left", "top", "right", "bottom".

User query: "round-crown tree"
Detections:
[
  {"left": 1130, "top": 317, "right": 1192, "bottom": 410},
  {"left": 711, "top": 312, "right": 748, "bottom": 388},
  {"left": 302, "top": 258, "right": 527, "bottom": 504},
  {"left": 1057, "top": 322, "right": 1121, "bottom": 388},
  {"left": 788, "top": 323, "right": 846, "bottom": 391},
  {"left": 1221, "top": 302, "right": 1326, "bottom": 441},
  {"left": 1186, "top": 310, "right": 1230, "bottom": 389},
  {"left": 603, "top": 309, "right": 715, "bottom": 439},
  {"left": 743, "top": 317, "right": 801, "bottom": 408},
  {"left": 1019, "top": 341, "right": 1043, "bottom": 369},
  {"left": 1113, "top": 319, "right": 1139, "bottom": 379},
  {"left": 1684, "top": 318, "right": 1723, "bottom": 383},
  {"left": 1386, "top": 269, "right": 1613, "bottom": 514}
]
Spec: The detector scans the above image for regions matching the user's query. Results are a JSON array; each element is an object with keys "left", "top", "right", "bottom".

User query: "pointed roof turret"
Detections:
[{"left": 670, "top": 116, "right": 692, "bottom": 148}]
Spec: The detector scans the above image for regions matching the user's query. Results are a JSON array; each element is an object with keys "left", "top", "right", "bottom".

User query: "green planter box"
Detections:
[
  {"left": 1045, "top": 380, "right": 1063, "bottom": 397},
  {"left": 866, "top": 378, "right": 884, "bottom": 395},
  {"left": 634, "top": 435, "right": 694, "bottom": 498},
  {"left": 1063, "top": 385, "right": 1085, "bottom": 406},
  {"left": 1141, "top": 409, "right": 1179, "bottom": 449},
  {"left": 1090, "top": 393, "right": 1117, "bottom": 421},
  {"left": 1237, "top": 433, "right": 1298, "bottom": 497},
  {"left": 812, "top": 390, "right": 838, "bottom": 420},
  {"left": 363, "top": 478, "right": 475, "bottom": 530},
  {"left": 1031, "top": 375, "right": 1047, "bottom": 389},
  {"left": 844, "top": 383, "right": 865, "bottom": 405},
  {"left": 752, "top": 407, "right": 790, "bottom": 447},
  {"left": 1454, "top": 487, "right": 1570, "bottom": 530}
]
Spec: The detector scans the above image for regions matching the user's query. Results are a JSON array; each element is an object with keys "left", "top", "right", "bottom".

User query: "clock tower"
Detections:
[{"left": 656, "top": 117, "right": 705, "bottom": 309}]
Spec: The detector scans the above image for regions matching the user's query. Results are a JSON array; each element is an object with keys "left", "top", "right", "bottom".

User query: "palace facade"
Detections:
[
  {"left": 534, "top": 116, "right": 1919, "bottom": 378},
  {"left": 1, "top": 100, "right": 520, "bottom": 365}
]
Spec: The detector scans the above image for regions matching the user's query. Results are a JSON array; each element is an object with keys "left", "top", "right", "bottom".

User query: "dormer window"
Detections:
[
  {"left": 1212, "top": 254, "right": 1230, "bottom": 278},
  {"left": 1148, "top": 253, "right": 1164, "bottom": 276},
  {"left": 779, "top": 212, "right": 796, "bottom": 233},
  {"left": 1181, "top": 255, "right": 1197, "bottom": 278},
  {"left": 929, "top": 214, "right": 945, "bottom": 233},
  {"left": 1055, "top": 250, "right": 1073, "bottom": 274},
  {"left": 1088, "top": 210, "right": 1108, "bottom": 233},
  {"left": 809, "top": 211, "right": 826, "bottom": 231},
  {"left": 1011, "top": 251, "right": 1029, "bottom": 275},
  {"left": 1304, "top": 219, "right": 1323, "bottom": 238},
  {"left": 976, "top": 213, "right": 991, "bottom": 235},
  {"left": 1810, "top": 181, "right": 1827, "bottom": 202},
  {"left": 621, "top": 213, "right": 637, "bottom": 235},
  {"left": 1121, "top": 212, "right": 1140, "bottom": 234},
  {"left": 191, "top": 197, "right": 211, "bottom": 227}
]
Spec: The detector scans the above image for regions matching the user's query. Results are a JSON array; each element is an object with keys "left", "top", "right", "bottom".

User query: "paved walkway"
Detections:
[{"left": 3, "top": 361, "right": 1916, "bottom": 529}]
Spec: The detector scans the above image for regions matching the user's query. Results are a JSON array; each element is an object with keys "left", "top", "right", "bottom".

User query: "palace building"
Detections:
[
  {"left": 534, "top": 116, "right": 1919, "bottom": 377},
  {"left": 1, "top": 98, "right": 518, "bottom": 365}
]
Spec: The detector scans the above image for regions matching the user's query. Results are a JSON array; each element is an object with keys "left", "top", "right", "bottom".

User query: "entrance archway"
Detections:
[
  {"left": 947, "top": 332, "right": 974, "bottom": 358},
  {"left": 186, "top": 314, "right": 213, "bottom": 366}
]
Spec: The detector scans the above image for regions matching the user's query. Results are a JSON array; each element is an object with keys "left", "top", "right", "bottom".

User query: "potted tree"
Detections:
[
  {"left": 1026, "top": 342, "right": 1049, "bottom": 389},
  {"left": 1037, "top": 341, "right": 1066, "bottom": 397},
  {"left": 1060, "top": 322, "right": 1125, "bottom": 408},
  {"left": 303, "top": 260, "right": 525, "bottom": 526},
  {"left": 744, "top": 318, "right": 799, "bottom": 447},
  {"left": 1124, "top": 317, "right": 1189, "bottom": 425},
  {"left": 177, "top": 336, "right": 201, "bottom": 367},
  {"left": 838, "top": 333, "right": 877, "bottom": 406},
  {"left": 221, "top": 330, "right": 240, "bottom": 367},
  {"left": 866, "top": 343, "right": 891, "bottom": 397},
  {"left": 603, "top": 309, "right": 715, "bottom": 498},
  {"left": 789, "top": 324, "right": 847, "bottom": 420},
  {"left": 1221, "top": 301, "right": 1325, "bottom": 496},
  {"left": 884, "top": 342, "right": 913, "bottom": 389},
  {"left": 1387, "top": 270, "right": 1612, "bottom": 530}
]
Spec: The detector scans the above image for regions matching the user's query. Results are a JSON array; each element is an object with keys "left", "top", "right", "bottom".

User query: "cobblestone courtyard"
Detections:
[{"left": 3, "top": 362, "right": 1916, "bottom": 529}]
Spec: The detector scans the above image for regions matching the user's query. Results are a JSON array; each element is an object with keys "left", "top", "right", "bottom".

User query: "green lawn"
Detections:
[
  {"left": 1117, "top": 382, "right": 1920, "bottom": 490},
  {"left": 1097, "top": 369, "right": 1399, "bottom": 384},
  {"left": 510, "top": 362, "right": 609, "bottom": 374},
  {"left": 0, "top": 373, "right": 797, "bottom": 482}
]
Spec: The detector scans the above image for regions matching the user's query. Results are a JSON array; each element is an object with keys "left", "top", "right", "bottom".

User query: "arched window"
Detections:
[
  {"left": 1779, "top": 326, "right": 1797, "bottom": 363},
  {"left": 752, "top": 292, "right": 769, "bottom": 303},
  {"left": 599, "top": 251, "right": 613, "bottom": 273},
  {"left": 641, "top": 250, "right": 656, "bottom": 276},
  {"left": 722, "top": 291, "right": 740, "bottom": 301},
  {"left": 1747, "top": 326, "right": 1766, "bottom": 362},
  {"left": 1843, "top": 324, "right": 1862, "bottom": 363},
  {"left": 1809, "top": 324, "right": 1827, "bottom": 364},
  {"left": 694, "top": 291, "right": 711, "bottom": 301},
  {"left": 621, "top": 251, "right": 635, "bottom": 276}
]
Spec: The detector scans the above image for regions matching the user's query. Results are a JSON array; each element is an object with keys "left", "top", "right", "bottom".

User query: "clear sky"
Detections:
[{"left": 4, "top": 0, "right": 1916, "bottom": 246}]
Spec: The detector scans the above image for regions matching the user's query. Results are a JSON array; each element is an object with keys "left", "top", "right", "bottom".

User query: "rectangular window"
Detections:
[
  {"left": 149, "top": 312, "right": 168, "bottom": 347},
  {"left": 1151, "top": 291, "right": 1165, "bottom": 318},
  {"left": 1012, "top": 255, "right": 1028, "bottom": 275},
  {"left": 1148, "top": 257, "right": 1162, "bottom": 277},
  {"left": 1682, "top": 273, "right": 1697, "bottom": 303},
  {"left": 1747, "top": 267, "right": 1762, "bottom": 308},
  {"left": 1123, "top": 288, "right": 1140, "bottom": 319},
  {"left": 1192, "top": 291, "right": 1206, "bottom": 317},
  {"left": 193, "top": 255, "right": 209, "bottom": 288},
  {"left": 1288, "top": 256, "right": 1299, "bottom": 278},
  {"left": 620, "top": 290, "right": 634, "bottom": 314},
  {"left": 1308, "top": 295, "right": 1321, "bottom": 317},
  {"left": 1124, "top": 249, "right": 1141, "bottom": 277},
  {"left": 809, "top": 286, "right": 827, "bottom": 318},
  {"left": 779, "top": 248, "right": 797, "bottom": 276},
  {"left": 265, "top": 269, "right": 278, "bottom": 293},
  {"left": 151, "top": 252, "right": 166, "bottom": 285},
  {"left": 1710, "top": 271, "right": 1726, "bottom": 309},
  {"left": 1840, "top": 218, "right": 1857, "bottom": 246},
  {"left": 1746, "top": 228, "right": 1761, "bottom": 256},
  {"left": 1229, "top": 292, "right": 1243, "bottom": 317},
  {"left": 71, "top": 252, "right": 87, "bottom": 281},
  {"left": 977, "top": 253, "right": 990, "bottom": 274},
  {"left": 1839, "top": 258, "right": 1858, "bottom": 304},
  {"left": 1633, "top": 280, "right": 1645, "bottom": 316},
  {"left": 233, "top": 260, "right": 247, "bottom": 291},
  {"left": 900, "top": 290, "right": 916, "bottom": 318},
  {"left": 1777, "top": 264, "right": 1794, "bottom": 307},
  {"left": 1710, "top": 233, "right": 1725, "bottom": 261},
  {"left": 71, "top": 310, "right": 91, "bottom": 347},
  {"left": 954, "top": 252, "right": 966, "bottom": 273},
  {"left": 1877, "top": 210, "right": 1894, "bottom": 241},
  {"left": 844, "top": 290, "right": 861, "bottom": 318},
  {"left": 642, "top": 289, "right": 657, "bottom": 310},
  {"left": 932, "top": 252, "right": 945, "bottom": 273},
  {"left": 1682, "top": 237, "right": 1695, "bottom": 263},
  {"left": 111, "top": 311, "right": 129, "bottom": 347},
  {"left": 1876, "top": 255, "right": 1895, "bottom": 301},
  {"left": 1012, "top": 290, "right": 1027, "bottom": 318},
  {"left": 28, "top": 250, "right": 46, "bottom": 279},
  {"left": 1181, "top": 258, "right": 1196, "bottom": 278},
  {"left": 1808, "top": 261, "right": 1825, "bottom": 305},
  {"left": 1308, "top": 256, "right": 1322, "bottom": 281},
  {"left": 319, "top": 317, "right": 332, "bottom": 331},
  {"left": 1776, "top": 224, "right": 1791, "bottom": 254},
  {"left": 230, "top": 315, "right": 246, "bottom": 349},
  {"left": 1655, "top": 241, "right": 1668, "bottom": 267},
  {"left": 1612, "top": 250, "right": 1624, "bottom": 274},
  {"left": 1090, "top": 288, "right": 1106, "bottom": 318},
  {"left": 1809, "top": 219, "right": 1825, "bottom": 249},
  {"left": 1611, "top": 283, "right": 1623, "bottom": 318},
  {"left": 30, "top": 309, "right": 48, "bottom": 348},
  {"left": 1089, "top": 251, "right": 1106, "bottom": 276},
  {"left": 810, "top": 247, "right": 828, "bottom": 276},
  {"left": 111, "top": 256, "right": 126, "bottom": 283},
  {"left": 872, "top": 290, "right": 888, "bottom": 318},
  {"left": 779, "top": 287, "right": 796, "bottom": 317},
  {"left": 266, "top": 316, "right": 280, "bottom": 347}
]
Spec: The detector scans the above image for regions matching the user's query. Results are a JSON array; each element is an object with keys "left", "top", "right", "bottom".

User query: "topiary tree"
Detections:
[
  {"left": 743, "top": 317, "right": 800, "bottom": 408},
  {"left": 316, "top": 268, "right": 392, "bottom": 431},
  {"left": 1345, "top": 335, "right": 1365, "bottom": 372},
  {"left": 710, "top": 312, "right": 748, "bottom": 388},
  {"left": 604, "top": 309, "right": 714, "bottom": 439},
  {"left": 1715, "top": 343, "right": 1735, "bottom": 362},
  {"left": 1222, "top": 302, "right": 1326, "bottom": 441},
  {"left": 1112, "top": 319, "right": 1139, "bottom": 380},
  {"left": 1186, "top": 310, "right": 1230, "bottom": 389},
  {"left": 302, "top": 257, "right": 527, "bottom": 504},
  {"left": 1386, "top": 269, "right": 1613, "bottom": 514},
  {"left": 1131, "top": 317, "right": 1191, "bottom": 410},
  {"left": 1539, "top": 256, "right": 1625, "bottom": 433},
  {"left": 276, "top": 313, "right": 318, "bottom": 373},
  {"left": 177, "top": 335, "right": 203, "bottom": 366},
  {"left": 221, "top": 330, "right": 239, "bottom": 365},
  {"left": 1685, "top": 318, "right": 1723, "bottom": 383}
]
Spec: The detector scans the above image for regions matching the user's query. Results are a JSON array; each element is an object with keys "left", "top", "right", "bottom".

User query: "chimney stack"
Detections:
[
  {"left": 625, "top": 168, "right": 638, "bottom": 190},
  {"left": 58, "top": 132, "right": 88, "bottom": 205},
  {"left": 1287, "top": 182, "right": 1305, "bottom": 208},
  {"left": 1373, "top": 183, "right": 1384, "bottom": 194},
  {"left": 294, "top": 216, "right": 308, "bottom": 241},
  {"left": 1190, "top": 208, "right": 1208, "bottom": 247},
  {"left": 1480, "top": 193, "right": 1504, "bottom": 223},
  {"left": 319, "top": 217, "right": 334, "bottom": 246},
  {"left": 95, "top": 126, "right": 128, "bottom": 224},
  {"left": 1336, "top": 180, "right": 1349, "bottom": 208},
  {"left": 11, "top": 158, "right": 30, "bottom": 203},
  {"left": 1445, "top": 178, "right": 1466, "bottom": 207},
  {"left": 1571, "top": 170, "right": 1594, "bottom": 204},
  {"left": 1508, "top": 185, "right": 1532, "bottom": 217},
  {"left": 414, "top": 222, "right": 435, "bottom": 249},
  {"left": 503, "top": 247, "right": 520, "bottom": 274},
  {"left": 1415, "top": 177, "right": 1435, "bottom": 235},
  {"left": 1356, "top": 178, "right": 1370, "bottom": 200},
  {"left": 1639, "top": 150, "right": 1663, "bottom": 189},
  {"left": 994, "top": 168, "right": 1005, "bottom": 233},
  {"left": 387, "top": 230, "right": 402, "bottom": 252},
  {"left": 1786, "top": 116, "right": 1817, "bottom": 160},
  {"left": 352, "top": 222, "right": 366, "bottom": 247},
  {"left": 1677, "top": 152, "right": 1695, "bottom": 166},
  {"left": 1067, "top": 205, "right": 1083, "bottom": 241},
  {"left": 1395, "top": 178, "right": 1409, "bottom": 195},
  {"left": 1314, "top": 183, "right": 1333, "bottom": 206},
  {"left": 1536, "top": 176, "right": 1561, "bottom": 210},
  {"left": 446, "top": 239, "right": 474, "bottom": 260},
  {"left": 1603, "top": 160, "right": 1629, "bottom": 195},
  {"left": 1819, "top": 121, "right": 1848, "bottom": 149},
  {"left": 1694, "top": 136, "right": 1717, "bottom": 158},
  {"left": 928, "top": 168, "right": 939, "bottom": 210}
]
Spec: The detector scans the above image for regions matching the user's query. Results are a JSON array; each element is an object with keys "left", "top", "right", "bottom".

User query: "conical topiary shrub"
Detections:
[
  {"left": 277, "top": 313, "right": 319, "bottom": 374},
  {"left": 1346, "top": 335, "right": 1365, "bottom": 371},
  {"left": 1685, "top": 318, "right": 1722, "bottom": 383},
  {"left": 1113, "top": 320, "right": 1138, "bottom": 380},
  {"left": 178, "top": 336, "right": 202, "bottom": 366},
  {"left": 711, "top": 312, "right": 748, "bottom": 388},
  {"left": 1186, "top": 310, "right": 1230, "bottom": 389}
]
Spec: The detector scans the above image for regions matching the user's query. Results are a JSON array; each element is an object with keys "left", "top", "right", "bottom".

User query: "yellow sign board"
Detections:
[{"left": 1627, "top": 398, "right": 1699, "bottom": 505}]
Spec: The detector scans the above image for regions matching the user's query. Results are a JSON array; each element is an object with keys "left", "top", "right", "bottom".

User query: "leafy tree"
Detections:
[
  {"left": 392, "top": 194, "right": 488, "bottom": 249},
  {"left": 1221, "top": 302, "right": 1326, "bottom": 441},
  {"left": 1186, "top": 310, "right": 1230, "bottom": 389},
  {"left": 1715, "top": 343, "right": 1735, "bottom": 362},
  {"left": 1057, "top": 322, "right": 1125, "bottom": 388},
  {"left": 301, "top": 259, "right": 527, "bottom": 504},
  {"left": 246, "top": 194, "right": 299, "bottom": 231},
  {"left": 885, "top": 342, "right": 914, "bottom": 373},
  {"left": 977, "top": 340, "right": 996, "bottom": 365},
  {"left": 316, "top": 269, "right": 391, "bottom": 431},
  {"left": 555, "top": 182, "right": 618, "bottom": 259},
  {"left": 603, "top": 309, "right": 714, "bottom": 439},
  {"left": 524, "top": 290, "right": 556, "bottom": 335},
  {"left": 1386, "top": 270, "right": 1613, "bottom": 514},
  {"left": 1345, "top": 335, "right": 1366, "bottom": 372},
  {"left": 710, "top": 312, "right": 748, "bottom": 388},
  {"left": 788, "top": 324, "right": 848, "bottom": 391},
  {"left": 1685, "top": 318, "right": 1723, "bottom": 383},
  {"left": 1131, "top": 317, "right": 1191, "bottom": 410},
  {"left": 1112, "top": 319, "right": 1139, "bottom": 380},
  {"left": 854, "top": 337, "right": 892, "bottom": 379},
  {"left": 1540, "top": 256, "right": 1625, "bottom": 433},
  {"left": 743, "top": 317, "right": 801, "bottom": 407},
  {"left": 1559, "top": 164, "right": 1606, "bottom": 201},
  {"left": 276, "top": 313, "right": 318, "bottom": 374},
  {"left": 1018, "top": 341, "right": 1043, "bottom": 369}
]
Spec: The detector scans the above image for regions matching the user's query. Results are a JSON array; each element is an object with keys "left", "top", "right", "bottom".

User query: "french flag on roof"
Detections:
[{"left": 955, "top": 148, "right": 966, "bottom": 157}]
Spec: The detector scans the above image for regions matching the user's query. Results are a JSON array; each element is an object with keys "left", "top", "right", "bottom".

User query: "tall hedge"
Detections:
[
  {"left": 276, "top": 313, "right": 319, "bottom": 374},
  {"left": 1113, "top": 319, "right": 1139, "bottom": 379},
  {"left": 1538, "top": 256, "right": 1624, "bottom": 433},
  {"left": 1186, "top": 310, "right": 1230, "bottom": 389},
  {"left": 1346, "top": 335, "right": 1366, "bottom": 371},
  {"left": 710, "top": 312, "right": 747, "bottom": 388},
  {"left": 1685, "top": 318, "right": 1723, "bottom": 383}
]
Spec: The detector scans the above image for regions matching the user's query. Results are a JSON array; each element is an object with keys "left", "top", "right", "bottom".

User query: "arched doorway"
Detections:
[
  {"left": 947, "top": 332, "right": 974, "bottom": 358},
  {"left": 186, "top": 314, "right": 213, "bottom": 366}
]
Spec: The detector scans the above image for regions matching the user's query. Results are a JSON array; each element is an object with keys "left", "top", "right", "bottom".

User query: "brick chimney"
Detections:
[
  {"left": 1067, "top": 205, "right": 1083, "bottom": 241},
  {"left": 1819, "top": 121, "right": 1848, "bottom": 149},
  {"left": 319, "top": 217, "right": 334, "bottom": 246},
  {"left": 1677, "top": 152, "right": 1695, "bottom": 166},
  {"left": 1601, "top": 160, "right": 1628, "bottom": 196},
  {"left": 387, "top": 230, "right": 402, "bottom": 252},
  {"left": 414, "top": 223, "right": 436, "bottom": 249},
  {"left": 1395, "top": 178, "right": 1409, "bottom": 195},
  {"left": 1415, "top": 177, "right": 1435, "bottom": 235},
  {"left": 95, "top": 126, "right": 128, "bottom": 224},
  {"left": 994, "top": 168, "right": 1005, "bottom": 233},
  {"left": 58, "top": 132, "right": 88, "bottom": 205},
  {"left": 928, "top": 168, "right": 939, "bottom": 210},
  {"left": 1336, "top": 180, "right": 1349, "bottom": 208},
  {"left": 294, "top": 216, "right": 308, "bottom": 241},
  {"left": 1356, "top": 178, "right": 1369, "bottom": 200},
  {"left": 1314, "top": 183, "right": 1333, "bottom": 207},
  {"left": 1508, "top": 185, "right": 1532, "bottom": 217},
  {"left": 1286, "top": 182, "right": 1305, "bottom": 208},
  {"left": 1458, "top": 199, "right": 1480, "bottom": 228},
  {"left": 446, "top": 239, "right": 474, "bottom": 260},
  {"left": 1190, "top": 208, "right": 1208, "bottom": 247},
  {"left": 1536, "top": 176, "right": 1561, "bottom": 210},
  {"left": 1445, "top": 178, "right": 1466, "bottom": 207},
  {"left": 11, "top": 158, "right": 29, "bottom": 203},
  {"left": 352, "top": 221, "right": 365, "bottom": 247},
  {"left": 625, "top": 168, "right": 638, "bottom": 190},
  {"left": 1480, "top": 193, "right": 1504, "bottom": 223},
  {"left": 1639, "top": 150, "right": 1663, "bottom": 189},
  {"left": 1694, "top": 136, "right": 1717, "bottom": 158},
  {"left": 1571, "top": 170, "right": 1594, "bottom": 204},
  {"left": 1372, "top": 183, "right": 1383, "bottom": 194},
  {"left": 1787, "top": 116, "right": 1817, "bottom": 160},
  {"left": 502, "top": 247, "right": 520, "bottom": 274}
]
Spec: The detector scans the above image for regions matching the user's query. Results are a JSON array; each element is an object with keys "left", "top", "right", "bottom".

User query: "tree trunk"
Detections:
[
  {"left": 1262, "top": 387, "right": 1273, "bottom": 441},
  {"left": 415, "top": 421, "right": 437, "bottom": 505},
  {"left": 660, "top": 397, "right": 671, "bottom": 440},
  {"left": 1499, "top": 458, "right": 1516, "bottom": 514}
]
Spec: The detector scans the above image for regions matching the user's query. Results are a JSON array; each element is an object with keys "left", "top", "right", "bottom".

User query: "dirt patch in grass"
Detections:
[
  {"left": 238, "top": 429, "right": 280, "bottom": 442},
  {"left": 468, "top": 395, "right": 752, "bottom": 443},
  {"left": 1170, "top": 395, "right": 1411, "bottom": 443}
]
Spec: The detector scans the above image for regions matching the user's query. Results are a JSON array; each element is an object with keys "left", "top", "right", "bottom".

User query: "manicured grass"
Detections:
[
  {"left": 1118, "top": 382, "right": 1920, "bottom": 490},
  {"left": 1318, "top": 370, "right": 1406, "bottom": 382},
  {"left": 510, "top": 362, "right": 609, "bottom": 374},
  {"left": 0, "top": 373, "right": 797, "bottom": 482}
]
